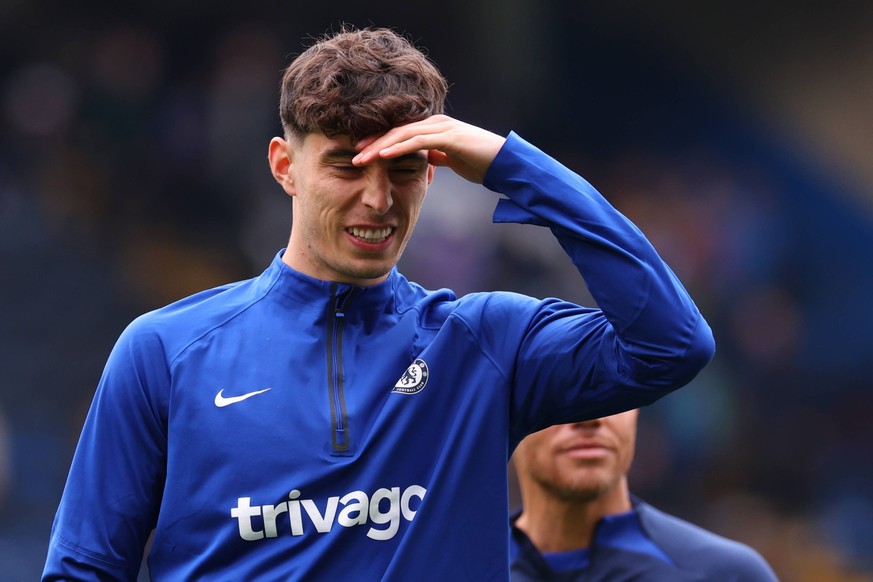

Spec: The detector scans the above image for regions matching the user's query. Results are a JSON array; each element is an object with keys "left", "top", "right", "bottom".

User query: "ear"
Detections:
[
  {"left": 268, "top": 137, "right": 297, "bottom": 196},
  {"left": 426, "top": 163, "right": 436, "bottom": 186}
]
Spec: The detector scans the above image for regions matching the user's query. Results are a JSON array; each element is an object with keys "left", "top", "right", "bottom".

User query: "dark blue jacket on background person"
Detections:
[{"left": 510, "top": 498, "right": 778, "bottom": 581}]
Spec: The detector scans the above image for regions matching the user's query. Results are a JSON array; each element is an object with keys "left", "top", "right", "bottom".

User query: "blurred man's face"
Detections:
[{"left": 513, "top": 410, "right": 639, "bottom": 501}]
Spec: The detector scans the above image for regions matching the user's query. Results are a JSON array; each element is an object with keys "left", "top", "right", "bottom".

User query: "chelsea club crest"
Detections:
[{"left": 392, "top": 359, "right": 430, "bottom": 395}]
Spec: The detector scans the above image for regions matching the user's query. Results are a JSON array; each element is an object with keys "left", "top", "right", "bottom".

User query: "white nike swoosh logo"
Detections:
[{"left": 214, "top": 388, "right": 272, "bottom": 408}]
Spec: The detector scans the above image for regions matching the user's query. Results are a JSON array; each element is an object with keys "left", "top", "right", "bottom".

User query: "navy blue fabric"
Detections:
[{"left": 510, "top": 499, "right": 778, "bottom": 581}]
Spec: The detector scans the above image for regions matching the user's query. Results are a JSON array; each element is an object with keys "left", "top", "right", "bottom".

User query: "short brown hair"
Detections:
[{"left": 279, "top": 27, "right": 448, "bottom": 142}]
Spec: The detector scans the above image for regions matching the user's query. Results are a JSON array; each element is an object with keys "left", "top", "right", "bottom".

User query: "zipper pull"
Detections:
[{"left": 335, "top": 288, "right": 355, "bottom": 315}]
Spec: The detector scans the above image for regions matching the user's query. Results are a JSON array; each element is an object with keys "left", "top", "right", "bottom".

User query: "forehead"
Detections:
[{"left": 297, "top": 132, "right": 355, "bottom": 156}]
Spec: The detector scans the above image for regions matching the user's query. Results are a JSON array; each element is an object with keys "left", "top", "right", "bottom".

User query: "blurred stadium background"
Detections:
[{"left": 2, "top": 1, "right": 872, "bottom": 580}]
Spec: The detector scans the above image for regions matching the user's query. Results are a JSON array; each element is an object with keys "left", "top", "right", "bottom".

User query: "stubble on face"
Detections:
[
  {"left": 534, "top": 461, "right": 620, "bottom": 502},
  {"left": 517, "top": 411, "right": 638, "bottom": 503}
]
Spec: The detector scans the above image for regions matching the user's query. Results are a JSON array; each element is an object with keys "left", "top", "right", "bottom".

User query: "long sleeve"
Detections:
[
  {"left": 43, "top": 318, "right": 169, "bottom": 581},
  {"left": 483, "top": 132, "right": 715, "bottom": 438}
]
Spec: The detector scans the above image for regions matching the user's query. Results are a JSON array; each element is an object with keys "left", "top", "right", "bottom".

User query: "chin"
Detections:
[
  {"left": 341, "top": 264, "right": 393, "bottom": 284},
  {"left": 566, "top": 474, "right": 611, "bottom": 495}
]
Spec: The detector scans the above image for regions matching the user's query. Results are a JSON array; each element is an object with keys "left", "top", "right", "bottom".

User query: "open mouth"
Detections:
[{"left": 348, "top": 227, "right": 394, "bottom": 243}]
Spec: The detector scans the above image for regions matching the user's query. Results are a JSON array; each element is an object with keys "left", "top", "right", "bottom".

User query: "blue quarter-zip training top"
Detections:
[{"left": 44, "top": 132, "right": 715, "bottom": 581}]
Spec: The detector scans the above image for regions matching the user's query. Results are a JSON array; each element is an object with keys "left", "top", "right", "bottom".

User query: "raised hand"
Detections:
[{"left": 353, "top": 115, "right": 506, "bottom": 184}]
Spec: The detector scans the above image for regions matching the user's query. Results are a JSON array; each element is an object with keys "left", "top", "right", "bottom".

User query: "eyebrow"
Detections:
[
  {"left": 321, "top": 148, "right": 359, "bottom": 162},
  {"left": 321, "top": 148, "right": 428, "bottom": 164}
]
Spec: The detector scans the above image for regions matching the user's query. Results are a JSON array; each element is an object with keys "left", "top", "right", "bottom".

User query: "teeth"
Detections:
[{"left": 350, "top": 227, "right": 393, "bottom": 241}]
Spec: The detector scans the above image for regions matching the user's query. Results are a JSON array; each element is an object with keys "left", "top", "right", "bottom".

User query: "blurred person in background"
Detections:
[
  {"left": 510, "top": 409, "right": 777, "bottom": 581},
  {"left": 42, "top": 26, "right": 714, "bottom": 580}
]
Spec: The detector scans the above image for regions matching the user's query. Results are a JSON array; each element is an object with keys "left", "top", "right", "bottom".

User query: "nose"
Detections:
[
  {"left": 570, "top": 417, "right": 602, "bottom": 430},
  {"left": 361, "top": 167, "right": 393, "bottom": 215}
]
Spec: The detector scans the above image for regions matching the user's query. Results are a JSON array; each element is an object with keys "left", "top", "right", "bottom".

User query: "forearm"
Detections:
[{"left": 486, "top": 132, "right": 714, "bottom": 385}]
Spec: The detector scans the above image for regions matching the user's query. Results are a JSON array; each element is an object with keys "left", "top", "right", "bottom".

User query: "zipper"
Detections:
[{"left": 327, "top": 284, "right": 355, "bottom": 454}]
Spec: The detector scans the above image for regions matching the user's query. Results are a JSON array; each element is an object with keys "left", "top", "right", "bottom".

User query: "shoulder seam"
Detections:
[
  {"left": 168, "top": 273, "right": 281, "bottom": 368},
  {"left": 445, "top": 297, "right": 512, "bottom": 385}
]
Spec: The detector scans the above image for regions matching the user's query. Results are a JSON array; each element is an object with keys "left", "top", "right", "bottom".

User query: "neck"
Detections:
[{"left": 515, "top": 479, "right": 632, "bottom": 553}]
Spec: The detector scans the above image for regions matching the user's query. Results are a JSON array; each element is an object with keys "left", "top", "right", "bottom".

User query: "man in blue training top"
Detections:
[
  {"left": 44, "top": 26, "right": 714, "bottom": 580},
  {"left": 510, "top": 410, "right": 778, "bottom": 581}
]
